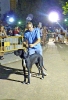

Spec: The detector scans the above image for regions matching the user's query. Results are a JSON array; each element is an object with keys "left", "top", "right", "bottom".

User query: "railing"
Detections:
[{"left": 0, "top": 36, "right": 24, "bottom": 53}]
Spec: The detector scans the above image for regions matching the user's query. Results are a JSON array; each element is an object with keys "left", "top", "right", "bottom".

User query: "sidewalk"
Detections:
[{"left": 0, "top": 43, "right": 48, "bottom": 65}]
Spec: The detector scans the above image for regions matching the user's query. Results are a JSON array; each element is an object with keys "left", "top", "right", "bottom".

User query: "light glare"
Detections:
[
  {"left": 8, "top": 17, "right": 14, "bottom": 22},
  {"left": 48, "top": 12, "right": 59, "bottom": 22}
]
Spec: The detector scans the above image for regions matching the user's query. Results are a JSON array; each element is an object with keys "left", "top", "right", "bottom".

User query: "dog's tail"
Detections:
[{"left": 43, "top": 66, "right": 47, "bottom": 71}]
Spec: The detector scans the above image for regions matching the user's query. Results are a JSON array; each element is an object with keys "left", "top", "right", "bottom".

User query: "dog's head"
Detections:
[
  {"left": 14, "top": 49, "right": 22, "bottom": 56},
  {"left": 14, "top": 49, "right": 28, "bottom": 59}
]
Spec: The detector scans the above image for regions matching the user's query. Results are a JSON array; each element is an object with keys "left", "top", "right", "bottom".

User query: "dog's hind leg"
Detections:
[
  {"left": 35, "top": 63, "right": 41, "bottom": 75},
  {"left": 39, "top": 57, "right": 47, "bottom": 76},
  {"left": 41, "top": 67, "right": 44, "bottom": 79}
]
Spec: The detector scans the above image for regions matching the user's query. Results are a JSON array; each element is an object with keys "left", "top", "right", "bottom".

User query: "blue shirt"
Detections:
[{"left": 24, "top": 28, "right": 42, "bottom": 55}]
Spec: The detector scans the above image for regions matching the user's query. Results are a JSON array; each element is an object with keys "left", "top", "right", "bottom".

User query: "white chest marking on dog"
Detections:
[{"left": 23, "top": 59, "right": 26, "bottom": 66}]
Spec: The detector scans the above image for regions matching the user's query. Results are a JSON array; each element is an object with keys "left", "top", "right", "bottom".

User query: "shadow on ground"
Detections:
[{"left": 0, "top": 65, "right": 40, "bottom": 83}]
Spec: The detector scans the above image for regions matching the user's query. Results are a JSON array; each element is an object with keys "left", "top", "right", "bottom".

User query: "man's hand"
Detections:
[
  {"left": 23, "top": 42, "right": 26, "bottom": 45},
  {"left": 29, "top": 38, "right": 40, "bottom": 47},
  {"left": 23, "top": 42, "right": 28, "bottom": 47},
  {"left": 29, "top": 44, "right": 34, "bottom": 47}
]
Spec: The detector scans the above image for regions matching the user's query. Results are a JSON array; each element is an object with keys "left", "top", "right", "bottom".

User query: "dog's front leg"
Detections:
[
  {"left": 23, "top": 66, "right": 26, "bottom": 84},
  {"left": 22, "top": 59, "right": 26, "bottom": 84}
]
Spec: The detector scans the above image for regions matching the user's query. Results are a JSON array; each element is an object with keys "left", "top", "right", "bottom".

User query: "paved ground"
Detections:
[
  {"left": 0, "top": 52, "right": 21, "bottom": 65},
  {"left": 0, "top": 39, "right": 68, "bottom": 100}
]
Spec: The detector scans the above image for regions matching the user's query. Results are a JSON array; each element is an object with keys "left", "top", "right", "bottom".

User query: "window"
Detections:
[
  {"left": 0, "top": 14, "right": 1, "bottom": 17},
  {"left": 0, "top": 7, "right": 1, "bottom": 11},
  {"left": 0, "top": 2, "right": 1, "bottom": 6}
]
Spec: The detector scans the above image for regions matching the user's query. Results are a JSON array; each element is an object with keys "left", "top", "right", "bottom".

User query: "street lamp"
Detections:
[
  {"left": 18, "top": 21, "right": 22, "bottom": 25},
  {"left": 8, "top": 17, "right": 14, "bottom": 23},
  {"left": 6, "top": 17, "right": 15, "bottom": 24},
  {"left": 64, "top": 19, "right": 67, "bottom": 22},
  {"left": 48, "top": 11, "right": 59, "bottom": 22}
]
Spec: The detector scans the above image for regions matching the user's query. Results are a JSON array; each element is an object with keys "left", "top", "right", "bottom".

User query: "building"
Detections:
[
  {"left": 10, "top": 0, "right": 18, "bottom": 11},
  {"left": 0, "top": 0, "right": 18, "bottom": 20}
]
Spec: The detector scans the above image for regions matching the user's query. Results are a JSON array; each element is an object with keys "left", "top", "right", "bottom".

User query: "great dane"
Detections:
[{"left": 14, "top": 49, "right": 47, "bottom": 84}]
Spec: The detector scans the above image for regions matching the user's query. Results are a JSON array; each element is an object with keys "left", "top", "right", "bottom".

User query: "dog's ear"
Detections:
[
  {"left": 14, "top": 49, "right": 23, "bottom": 56},
  {"left": 14, "top": 50, "right": 19, "bottom": 56},
  {"left": 18, "top": 49, "right": 23, "bottom": 56},
  {"left": 20, "top": 49, "right": 28, "bottom": 59}
]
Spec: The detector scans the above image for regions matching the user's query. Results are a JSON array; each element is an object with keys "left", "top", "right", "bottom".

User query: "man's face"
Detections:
[{"left": 27, "top": 24, "right": 33, "bottom": 31}]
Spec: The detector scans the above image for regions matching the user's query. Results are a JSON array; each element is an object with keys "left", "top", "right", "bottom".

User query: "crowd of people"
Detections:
[
  {"left": 0, "top": 23, "right": 49, "bottom": 60},
  {"left": 0, "top": 25, "right": 23, "bottom": 60},
  {"left": 53, "top": 28, "right": 68, "bottom": 44},
  {"left": 0, "top": 22, "right": 68, "bottom": 62}
]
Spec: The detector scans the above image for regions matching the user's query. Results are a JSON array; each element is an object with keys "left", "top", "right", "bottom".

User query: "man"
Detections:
[
  {"left": 23, "top": 22, "right": 47, "bottom": 75},
  {"left": 24, "top": 22, "right": 42, "bottom": 55}
]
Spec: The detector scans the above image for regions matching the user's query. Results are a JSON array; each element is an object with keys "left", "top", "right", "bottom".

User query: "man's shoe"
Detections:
[{"left": 43, "top": 72, "right": 48, "bottom": 76}]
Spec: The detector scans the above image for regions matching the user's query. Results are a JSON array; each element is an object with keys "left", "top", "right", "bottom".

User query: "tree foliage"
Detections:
[{"left": 62, "top": 2, "right": 68, "bottom": 15}]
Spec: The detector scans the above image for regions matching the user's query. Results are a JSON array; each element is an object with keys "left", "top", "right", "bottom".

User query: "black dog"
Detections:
[{"left": 14, "top": 49, "right": 46, "bottom": 84}]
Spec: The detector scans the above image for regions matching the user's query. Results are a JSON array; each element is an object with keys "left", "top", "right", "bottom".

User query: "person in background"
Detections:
[
  {"left": 13, "top": 26, "right": 20, "bottom": 36},
  {"left": 7, "top": 28, "right": 13, "bottom": 36},
  {"left": 37, "top": 24, "right": 43, "bottom": 40},
  {"left": 42, "top": 26, "right": 47, "bottom": 46},
  {"left": 66, "top": 29, "right": 68, "bottom": 44},
  {"left": 60, "top": 29, "right": 65, "bottom": 43},
  {"left": 0, "top": 25, "right": 8, "bottom": 60}
]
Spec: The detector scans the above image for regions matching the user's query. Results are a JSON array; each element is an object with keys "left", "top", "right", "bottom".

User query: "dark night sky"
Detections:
[{"left": 17, "top": 0, "right": 65, "bottom": 25}]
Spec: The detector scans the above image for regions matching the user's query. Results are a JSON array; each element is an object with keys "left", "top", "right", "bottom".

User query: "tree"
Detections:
[
  {"left": 61, "top": 1, "right": 68, "bottom": 27},
  {"left": 62, "top": 2, "right": 68, "bottom": 15}
]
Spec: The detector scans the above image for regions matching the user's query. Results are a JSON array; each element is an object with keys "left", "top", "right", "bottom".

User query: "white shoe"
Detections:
[
  {"left": 43, "top": 72, "right": 48, "bottom": 76},
  {"left": 30, "top": 73, "right": 31, "bottom": 77},
  {"left": 23, "top": 59, "right": 26, "bottom": 66}
]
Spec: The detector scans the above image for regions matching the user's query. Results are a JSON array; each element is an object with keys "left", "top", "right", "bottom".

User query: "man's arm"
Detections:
[{"left": 29, "top": 38, "right": 41, "bottom": 47}]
